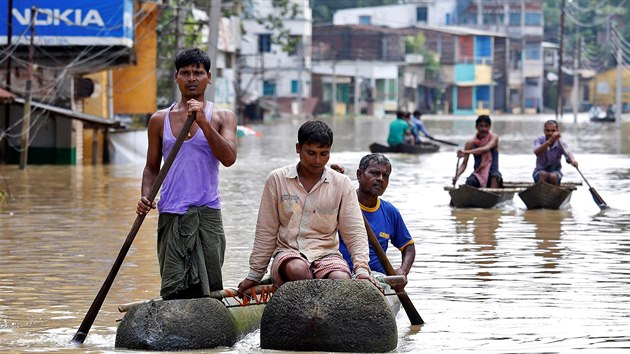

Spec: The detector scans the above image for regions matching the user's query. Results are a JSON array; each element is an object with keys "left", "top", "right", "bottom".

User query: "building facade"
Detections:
[{"left": 240, "top": 0, "right": 313, "bottom": 117}]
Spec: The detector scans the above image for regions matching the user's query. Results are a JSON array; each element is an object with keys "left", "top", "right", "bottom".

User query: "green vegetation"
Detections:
[{"left": 405, "top": 32, "right": 440, "bottom": 80}]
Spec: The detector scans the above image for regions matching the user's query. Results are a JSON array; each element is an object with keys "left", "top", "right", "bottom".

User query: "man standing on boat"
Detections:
[
  {"left": 237, "top": 120, "right": 378, "bottom": 296},
  {"left": 411, "top": 110, "right": 432, "bottom": 144},
  {"left": 136, "top": 48, "right": 238, "bottom": 300},
  {"left": 453, "top": 115, "right": 502, "bottom": 188},
  {"left": 532, "top": 120, "right": 578, "bottom": 185},
  {"left": 338, "top": 153, "right": 415, "bottom": 288}
]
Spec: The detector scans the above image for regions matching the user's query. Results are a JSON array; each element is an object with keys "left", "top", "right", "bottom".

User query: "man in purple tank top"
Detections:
[
  {"left": 136, "top": 48, "right": 237, "bottom": 300},
  {"left": 532, "top": 120, "right": 578, "bottom": 185}
]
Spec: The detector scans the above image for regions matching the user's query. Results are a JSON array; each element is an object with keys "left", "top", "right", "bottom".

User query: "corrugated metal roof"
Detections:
[
  {"left": 410, "top": 25, "right": 507, "bottom": 37},
  {"left": 13, "top": 98, "right": 120, "bottom": 128}
]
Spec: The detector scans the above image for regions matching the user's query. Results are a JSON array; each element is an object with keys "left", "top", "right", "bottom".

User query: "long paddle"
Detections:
[
  {"left": 453, "top": 157, "right": 461, "bottom": 187},
  {"left": 558, "top": 141, "right": 609, "bottom": 210},
  {"left": 428, "top": 136, "right": 458, "bottom": 146},
  {"left": 362, "top": 216, "right": 424, "bottom": 325},
  {"left": 70, "top": 111, "right": 198, "bottom": 345}
]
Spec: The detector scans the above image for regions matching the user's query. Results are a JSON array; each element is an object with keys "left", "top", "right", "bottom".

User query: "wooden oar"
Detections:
[
  {"left": 428, "top": 136, "right": 458, "bottom": 146},
  {"left": 70, "top": 111, "right": 198, "bottom": 345},
  {"left": 362, "top": 216, "right": 424, "bottom": 325},
  {"left": 558, "top": 141, "right": 609, "bottom": 210},
  {"left": 574, "top": 166, "right": 609, "bottom": 209},
  {"left": 453, "top": 157, "right": 461, "bottom": 187}
]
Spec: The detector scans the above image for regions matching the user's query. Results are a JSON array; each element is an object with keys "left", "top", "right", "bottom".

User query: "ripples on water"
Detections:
[{"left": 0, "top": 116, "right": 629, "bottom": 353}]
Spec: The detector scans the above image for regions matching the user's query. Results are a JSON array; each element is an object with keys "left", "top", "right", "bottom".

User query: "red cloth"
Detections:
[{"left": 471, "top": 131, "right": 495, "bottom": 188}]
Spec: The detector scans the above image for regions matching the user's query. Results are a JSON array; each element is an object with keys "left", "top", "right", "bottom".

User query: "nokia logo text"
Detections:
[{"left": 12, "top": 8, "right": 105, "bottom": 27}]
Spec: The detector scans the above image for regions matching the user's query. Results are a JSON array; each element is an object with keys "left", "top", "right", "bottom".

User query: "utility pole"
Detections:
[
  {"left": 520, "top": 0, "right": 525, "bottom": 113},
  {"left": 5, "top": 0, "right": 13, "bottom": 91},
  {"left": 274, "top": 59, "right": 280, "bottom": 118},
  {"left": 354, "top": 61, "right": 360, "bottom": 115},
  {"left": 19, "top": 6, "right": 36, "bottom": 170},
  {"left": 3, "top": 0, "right": 14, "bottom": 162},
  {"left": 354, "top": 49, "right": 361, "bottom": 116},
  {"left": 297, "top": 48, "right": 303, "bottom": 117},
  {"left": 556, "top": 0, "right": 566, "bottom": 120},
  {"left": 572, "top": 37, "right": 579, "bottom": 123},
  {"left": 332, "top": 54, "right": 337, "bottom": 118},
  {"left": 504, "top": 2, "right": 510, "bottom": 113},
  {"left": 206, "top": 0, "right": 220, "bottom": 101},
  {"left": 173, "top": 0, "right": 184, "bottom": 102},
  {"left": 616, "top": 46, "right": 622, "bottom": 129}
]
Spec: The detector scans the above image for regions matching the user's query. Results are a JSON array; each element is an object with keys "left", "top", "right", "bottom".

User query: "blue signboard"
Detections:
[{"left": 0, "top": 0, "right": 133, "bottom": 47}]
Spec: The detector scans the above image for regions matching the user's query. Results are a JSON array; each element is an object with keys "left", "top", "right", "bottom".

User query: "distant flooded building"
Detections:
[
  {"left": 312, "top": 25, "right": 412, "bottom": 116},
  {"left": 240, "top": 0, "right": 313, "bottom": 119}
]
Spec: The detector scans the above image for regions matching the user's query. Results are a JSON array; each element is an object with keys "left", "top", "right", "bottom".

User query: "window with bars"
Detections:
[
  {"left": 416, "top": 7, "right": 428, "bottom": 22},
  {"left": 259, "top": 34, "right": 271, "bottom": 53},
  {"left": 263, "top": 80, "right": 276, "bottom": 96}
]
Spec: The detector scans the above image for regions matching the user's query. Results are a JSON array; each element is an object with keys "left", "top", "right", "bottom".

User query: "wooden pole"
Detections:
[
  {"left": 556, "top": 0, "right": 566, "bottom": 120},
  {"left": 19, "top": 6, "right": 36, "bottom": 170},
  {"left": 363, "top": 217, "right": 424, "bottom": 325}
]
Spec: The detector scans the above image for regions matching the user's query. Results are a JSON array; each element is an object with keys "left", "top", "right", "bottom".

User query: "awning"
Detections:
[
  {"left": 0, "top": 88, "right": 16, "bottom": 104},
  {"left": 13, "top": 98, "right": 121, "bottom": 128}
]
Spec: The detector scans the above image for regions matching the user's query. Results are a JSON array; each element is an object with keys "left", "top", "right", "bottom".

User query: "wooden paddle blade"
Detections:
[
  {"left": 397, "top": 291, "right": 424, "bottom": 325},
  {"left": 589, "top": 187, "right": 609, "bottom": 209},
  {"left": 70, "top": 332, "right": 86, "bottom": 346}
]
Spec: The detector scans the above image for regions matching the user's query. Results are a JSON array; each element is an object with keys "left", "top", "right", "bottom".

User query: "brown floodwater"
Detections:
[{"left": 1, "top": 115, "right": 629, "bottom": 353}]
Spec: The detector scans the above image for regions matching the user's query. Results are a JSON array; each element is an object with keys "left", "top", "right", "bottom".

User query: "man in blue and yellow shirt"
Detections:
[{"left": 339, "top": 153, "right": 415, "bottom": 279}]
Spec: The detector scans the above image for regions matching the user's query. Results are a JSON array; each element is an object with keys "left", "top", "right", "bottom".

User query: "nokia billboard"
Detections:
[{"left": 0, "top": 0, "right": 134, "bottom": 47}]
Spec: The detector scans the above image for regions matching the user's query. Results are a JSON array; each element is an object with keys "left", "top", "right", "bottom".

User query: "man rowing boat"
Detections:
[
  {"left": 453, "top": 115, "right": 502, "bottom": 188},
  {"left": 532, "top": 120, "right": 578, "bottom": 185},
  {"left": 237, "top": 121, "right": 379, "bottom": 296}
]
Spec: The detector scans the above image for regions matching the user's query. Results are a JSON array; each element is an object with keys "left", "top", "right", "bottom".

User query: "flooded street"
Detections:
[{"left": 1, "top": 115, "right": 629, "bottom": 353}]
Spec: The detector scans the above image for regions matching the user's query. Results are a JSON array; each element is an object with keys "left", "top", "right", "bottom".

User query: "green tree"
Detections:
[
  {"left": 254, "top": 0, "right": 300, "bottom": 53},
  {"left": 405, "top": 32, "right": 440, "bottom": 80}
]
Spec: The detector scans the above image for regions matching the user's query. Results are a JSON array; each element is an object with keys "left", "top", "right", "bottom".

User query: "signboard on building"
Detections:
[{"left": 0, "top": 0, "right": 133, "bottom": 47}]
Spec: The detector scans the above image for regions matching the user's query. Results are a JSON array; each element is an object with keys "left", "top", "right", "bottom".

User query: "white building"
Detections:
[
  {"left": 240, "top": 0, "right": 312, "bottom": 116},
  {"left": 333, "top": 0, "right": 457, "bottom": 28}
]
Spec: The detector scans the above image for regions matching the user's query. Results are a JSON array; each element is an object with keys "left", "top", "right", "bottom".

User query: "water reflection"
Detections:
[
  {"left": 523, "top": 209, "right": 573, "bottom": 272},
  {"left": 452, "top": 209, "right": 500, "bottom": 279}
]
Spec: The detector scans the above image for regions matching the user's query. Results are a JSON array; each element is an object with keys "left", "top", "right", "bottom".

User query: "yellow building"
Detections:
[
  {"left": 589, "top": 68, "right": 630, "bottom": 106},
  {"left": 81, "top": 1, "right": 159, "bottom": 164}
]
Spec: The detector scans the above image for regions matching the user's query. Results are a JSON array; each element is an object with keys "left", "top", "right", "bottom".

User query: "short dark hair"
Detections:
[
  {"left": 358, "top": 153, "right": 391, "bottom": 172},
  {"left": 298, "top": 120, "right": 333, "bottom": 147},
  {"left": 544, "top": 119, "right": 558, "bottom": 128},
  {"left": 413, "top": 110, "right": 422, "bottom": 118},
  {"left": 175, "top": 48, "right": 211, "bottom": 73},
  {"left": 475, "top": 115, "right": 491, "bottom": 126}
]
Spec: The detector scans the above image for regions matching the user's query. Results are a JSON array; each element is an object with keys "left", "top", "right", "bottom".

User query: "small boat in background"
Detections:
[
  {"left": 517, "top": 181, "right": 581, "bottom": 210},
  {"left": 445, "top": 184, "right": 523, "bottom": 208},
  {"left": 369, "top": 142, "right": 439, "bottom": 154},
  {"left": 237, "top": 125, "right": 262, "bottom": 137}
]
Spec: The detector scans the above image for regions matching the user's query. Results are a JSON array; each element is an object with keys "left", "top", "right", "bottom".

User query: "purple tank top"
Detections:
[{"left": 158, "top": 101, "right": 221, "bottom": 214}]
